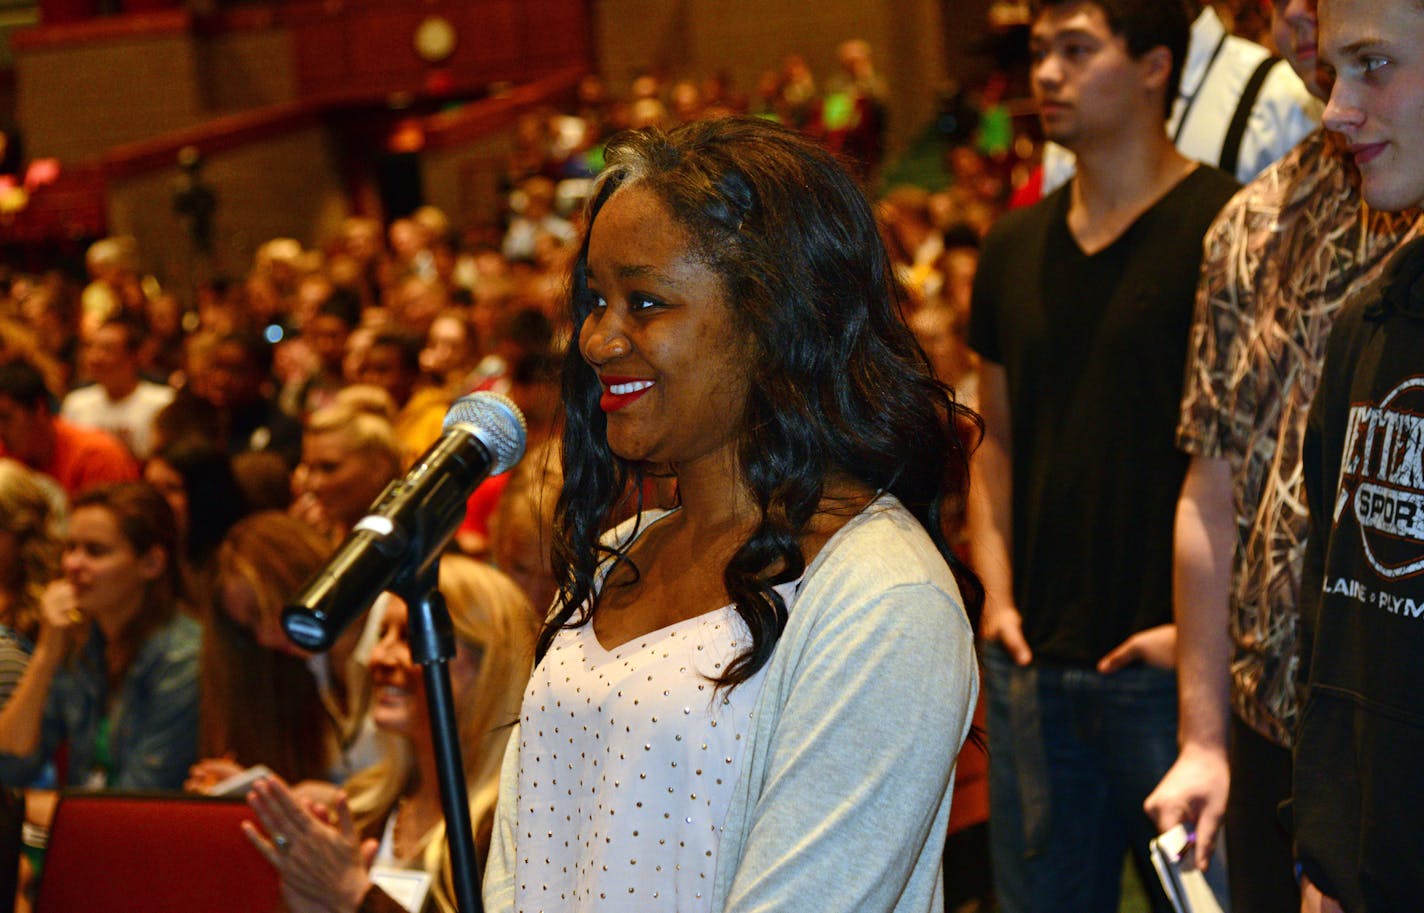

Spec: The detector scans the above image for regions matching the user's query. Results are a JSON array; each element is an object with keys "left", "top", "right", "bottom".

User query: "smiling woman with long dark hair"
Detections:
[{"left": 485, "top": 116, "right": 982, "bottom": 913}]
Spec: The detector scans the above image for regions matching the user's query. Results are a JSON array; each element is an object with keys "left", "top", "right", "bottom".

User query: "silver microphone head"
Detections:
[{"left": 443, "top": 392, "right": 527, "bottom": 475}]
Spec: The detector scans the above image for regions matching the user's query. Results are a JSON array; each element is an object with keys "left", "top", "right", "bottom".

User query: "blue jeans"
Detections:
[{"left": 983, "top": 641, "right": 1178, "bottom": 913}]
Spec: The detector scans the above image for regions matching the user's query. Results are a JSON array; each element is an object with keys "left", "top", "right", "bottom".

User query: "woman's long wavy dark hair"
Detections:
[
  {"left": 153, "top": 435, "right": 248, "bottom": 568},
  {"left": 542, "top": 116, "right": 983, "bottom": 687}
]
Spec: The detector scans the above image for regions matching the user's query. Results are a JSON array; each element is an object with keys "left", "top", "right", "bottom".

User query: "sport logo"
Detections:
[{"left": 1336, "top": 377, "right": 1424, "bottom": 579}]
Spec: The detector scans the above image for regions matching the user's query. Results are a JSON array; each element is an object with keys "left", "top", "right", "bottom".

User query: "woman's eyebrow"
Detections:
[
  {"left": 616, "top": 263, "right": 677, "bottom": 282},
  {"left": 587, "top": 260, "right": 682, "bottom": 287}
]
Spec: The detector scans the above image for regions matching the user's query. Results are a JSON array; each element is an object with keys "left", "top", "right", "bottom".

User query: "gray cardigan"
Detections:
[{"left": 484, "top": 495, "right": 978, "bottom": 912}]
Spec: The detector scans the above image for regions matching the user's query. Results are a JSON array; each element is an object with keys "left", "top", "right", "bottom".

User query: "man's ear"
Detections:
[{"left": 1140, "top": 46, "right": 1174, "bottom": 98}]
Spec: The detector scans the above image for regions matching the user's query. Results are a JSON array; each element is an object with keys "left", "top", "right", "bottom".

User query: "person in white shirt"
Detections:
[
  {"left": 1041, "top": 1, "right": 1320, "bottom": 192},
  {"left": 61, "top": 317, "right": 174, "bottom": 461}
]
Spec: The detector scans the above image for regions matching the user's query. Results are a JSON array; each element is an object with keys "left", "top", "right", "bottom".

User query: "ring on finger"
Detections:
[{"left": 273, "top": 833, "right": 291, "bottom": 852}]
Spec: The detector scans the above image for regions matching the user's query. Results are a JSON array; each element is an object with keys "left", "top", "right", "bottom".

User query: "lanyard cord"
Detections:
[{"left": 1172, "top": 30, "right": 1230, "bottom": 145}]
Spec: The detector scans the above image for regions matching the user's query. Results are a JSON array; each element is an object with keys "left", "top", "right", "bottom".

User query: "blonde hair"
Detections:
[
  {"left": 344, "top": 553, "right": 536, "bottom": 912},
  {"left": 86, "top": 235, "right": 140, "bottom": 274},
  {"left": 304, "top": 400, "right": 403, "bottom": 475},
  {"left": 0, "top": 459, "right": 64, "bottom": 639},
  {"left": 329, "top": 384, "right": 398, "bottom": 424}
]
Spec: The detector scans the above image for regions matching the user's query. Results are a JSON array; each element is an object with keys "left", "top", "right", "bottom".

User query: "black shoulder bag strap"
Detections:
[
  {"left": 1219, "top": 55, "right": 1282, "bottom": 178},
  {"left": 1173, "top": 30, "right": 1230, "bottom": 145}
]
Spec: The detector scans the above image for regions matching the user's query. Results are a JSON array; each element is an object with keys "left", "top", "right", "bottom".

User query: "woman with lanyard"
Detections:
[
  {"left": 0, "top": 481, "right": 200, "bottom": 791},
  {"left": 486, "top": 116, "right": 981, "bottom": 912}
]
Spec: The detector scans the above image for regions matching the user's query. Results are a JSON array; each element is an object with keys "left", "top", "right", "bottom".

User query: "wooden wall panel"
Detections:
[
  {"left": 463, "top": 1, "right": 520, "bottom": 70},
  {"left": 284, "top": 0, "right": 590, "bottom": 101}
]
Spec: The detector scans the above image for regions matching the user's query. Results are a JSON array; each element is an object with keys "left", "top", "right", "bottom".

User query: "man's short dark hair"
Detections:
[
  {"left": 0, "top": 357, "right": 54, "bottom": 412},
  {"left": 500, "top": 307, "right": 555, "bottom": 353},
  {"left": 1034, "top": 0, "right": 1193, "bottom": 119},
  {"left": 317, "top": 288, "right": 362, "bottom": 328},
  {"left": 99, "top": 313, "right": 148, "bottom": 353},
  {"left": 370, "top": 332, "right": 423, "bottom": 375},
  {"left": 218, "top": 329, "right": 275, "bottom": 379}
]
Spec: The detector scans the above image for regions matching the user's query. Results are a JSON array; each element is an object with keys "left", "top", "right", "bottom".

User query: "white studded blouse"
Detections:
[
  {"left": 511, "top": 597, "right": 777, "bottom": 912},
  {"left": 489, "top": 496, "right": 979, "bottom": 913}
]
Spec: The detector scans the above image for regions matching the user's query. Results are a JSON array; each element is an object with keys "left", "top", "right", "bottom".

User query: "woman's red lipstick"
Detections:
[{"left": 599, "top": 375, "right": 655, "bottom": 412}]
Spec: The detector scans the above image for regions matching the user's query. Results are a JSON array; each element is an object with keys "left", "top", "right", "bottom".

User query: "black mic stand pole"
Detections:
[{"left": 390, "top": 559, "right": 483, "bottom": 913}]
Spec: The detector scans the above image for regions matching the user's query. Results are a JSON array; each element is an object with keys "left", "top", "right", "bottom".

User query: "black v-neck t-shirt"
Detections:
[{"left": 970, "top": 166, "right": 1240, "bottom": 665}]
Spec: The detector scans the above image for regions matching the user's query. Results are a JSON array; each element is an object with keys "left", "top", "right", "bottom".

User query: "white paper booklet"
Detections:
[
  {"left": 1149, "top": 823, "right": 1231, "bottom": 913},
  {"left": 205, "top": 764, "right": 275, "bottom": 797}
]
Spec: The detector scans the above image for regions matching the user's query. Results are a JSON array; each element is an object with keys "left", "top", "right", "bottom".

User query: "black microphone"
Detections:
[{"left": 282, "top": 391, "right": 527, "bottom": 652}]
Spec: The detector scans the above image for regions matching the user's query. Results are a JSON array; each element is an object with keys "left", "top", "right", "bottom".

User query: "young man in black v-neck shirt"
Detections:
[{"left": 966, "top": 2, "right": 1239, "bottom": 911}]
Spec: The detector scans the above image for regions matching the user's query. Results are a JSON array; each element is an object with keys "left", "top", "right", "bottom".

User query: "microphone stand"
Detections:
[{"left": 390, "top": 560, "right": 483, "bottom": 913}]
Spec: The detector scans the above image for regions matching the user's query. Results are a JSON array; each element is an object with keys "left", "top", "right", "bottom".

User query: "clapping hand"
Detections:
[{"left": 243, "top": 776, "right": 377, "bottom": 913}]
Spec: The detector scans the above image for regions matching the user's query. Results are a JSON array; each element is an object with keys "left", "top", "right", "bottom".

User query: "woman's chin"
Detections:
[
  {"left": 371, "top": 688, "right": 419, "bottom": 733},
  {"left": 371, "top": 706, "right": 414, "bottom": 734}
]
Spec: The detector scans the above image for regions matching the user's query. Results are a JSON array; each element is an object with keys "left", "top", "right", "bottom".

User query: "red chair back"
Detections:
[{"left": 35, "top": 792, "right": 280, "bottom": 913}]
